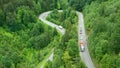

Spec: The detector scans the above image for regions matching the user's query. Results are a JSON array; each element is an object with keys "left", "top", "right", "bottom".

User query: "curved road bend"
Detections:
[
  {"left": 39, "top": 11, "right": 95, "bottom": 68},
  {"left": 39, "top": 11, "right": 65, "bottom": 68},
  {"left": 39, "top": 11, "right": 65, "bottom": 35}
]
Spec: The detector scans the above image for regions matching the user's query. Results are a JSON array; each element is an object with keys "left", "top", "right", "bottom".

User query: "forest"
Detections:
[
  {"left": 0, "top": 0, "right": 120, "bottom": 68},
  {"left": 84, "top": 0, "right": 120, "bottom": 68}
]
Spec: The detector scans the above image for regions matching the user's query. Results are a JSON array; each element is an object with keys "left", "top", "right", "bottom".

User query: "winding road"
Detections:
[
  {"left": 39, "top": 11, "right": 65, "bottom": 35},
  {"left": 39, "top": 11, "right": 95, "bottom": 68}
]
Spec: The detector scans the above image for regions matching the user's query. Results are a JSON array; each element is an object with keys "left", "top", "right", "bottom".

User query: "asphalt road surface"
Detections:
[
  {"left": 39, "top": 11, "right": 95, "bottom": 68},
  {"left": 77, "top": 12, "right": 95, "bottom": 68},
  {"left": 39, "top": 11, "right": 65, "bottom": 35},
  {"left": 39, "top": 11, "right": 65, "bottom": 68}
]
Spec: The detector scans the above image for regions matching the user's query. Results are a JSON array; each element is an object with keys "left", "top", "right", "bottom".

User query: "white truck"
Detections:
[{"left": 80, "top": 37, "right": 85, "bottom": 52}]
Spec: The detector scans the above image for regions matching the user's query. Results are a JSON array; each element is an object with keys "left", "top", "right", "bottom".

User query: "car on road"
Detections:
[
  {"left": 58, "top": 25, "right": 63, "bottom": 29},
  {"left": 80, "top": 40, "right": 85, "bottom": 52},
  {"left": 80, "top": 26, "right": 82, "bottom": 34},
  {"left": 80, "top": 29, "right": 82, "bottom": 34}
]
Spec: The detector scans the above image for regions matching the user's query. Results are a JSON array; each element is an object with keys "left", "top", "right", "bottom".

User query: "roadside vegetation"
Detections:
[
  {"left": 83, "top": 0, "right": 120, "bottom": 68},
  {"left": 0, "top": 0, "right": 58, "bottom": 68},
  {"left": 45, "top": 9, "right": 86, "bottom": 68},
  {"left": 0, "top": 0, "right": 87, "bottom": 68},
  {"left": 0, "top": 0, "right": 120, "bottom": 68}
]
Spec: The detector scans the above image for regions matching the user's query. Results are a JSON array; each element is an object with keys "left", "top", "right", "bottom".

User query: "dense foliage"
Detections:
[
  {"left": 45, "top": 9, "right": 86, "bottom": 68},
  {"left": 0, "top": 0, "right": 58, "bottom": 68},
  {"left": 1, "top": 0, "right": 119, "bottom": 68},
  {"left": 0, "top": 0, "right": 89, "bottom": 68},
  {"left": 84, "top": 0, "right": 120, "bottom": 68}
]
